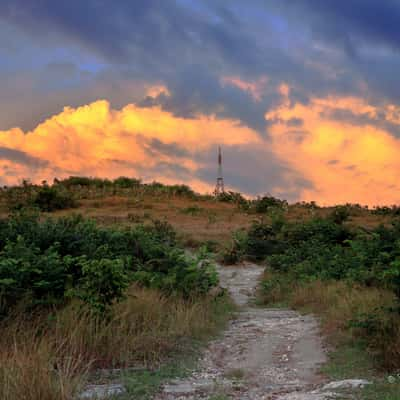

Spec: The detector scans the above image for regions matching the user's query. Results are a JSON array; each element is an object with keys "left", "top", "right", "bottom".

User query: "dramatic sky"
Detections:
[{"left": 1, "top": 1, "right": 400, "bottom": 205}]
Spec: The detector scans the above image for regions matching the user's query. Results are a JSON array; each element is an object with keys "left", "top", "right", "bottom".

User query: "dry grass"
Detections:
[
  {"left": 289, "top": 281, "right": 396, "bottom": 337},
  {"left": 41, "top": 194, "right": 391, "bottom": 248},
  {"left": 0, "top": 285, "right": 233, "bottom": 400},
  {"left": 51, "top": 194, "right": 253, "bottom": 246}
]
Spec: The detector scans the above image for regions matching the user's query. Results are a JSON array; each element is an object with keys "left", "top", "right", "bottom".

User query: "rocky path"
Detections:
[
  {"left": 154, "top": 263, "right": 370, "bottom": 400},
  {"left": 80, "top": 262, "right": 371, "bottom": 399}
]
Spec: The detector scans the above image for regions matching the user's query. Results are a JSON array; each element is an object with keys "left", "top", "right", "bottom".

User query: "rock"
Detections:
[
  {"left": 321, "top": 379, "right": 371, "bottom": 390},
  {"left": 208, "top": 285, "right": 226, "bottom": 298},
  {"left": 78, "top": 383, "right": 125, "bottom": 399},
  {"left": 162, "top": 382, "right": 196, "bottom": 394},
  {"left": 275, "top": 392, "right": 338, "bottom": 400}
]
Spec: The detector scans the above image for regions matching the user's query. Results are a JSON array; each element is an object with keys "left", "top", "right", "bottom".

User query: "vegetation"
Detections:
[
  {"left": 0, "top": 286, "right": 233, "bottom": 400},
  {"left": 2, "top": 177, "right": 400, "bottom": 398},
  {"left": 0, "top": 211, "right": 218, "bottom": 315},
  {"left": 4, "top": 181, "right": 77, "bottom": 212},
  {"left": 225, "top": 215, "right": 400, "bottom": 369},
  {"left": 0, "top": 203, "right": 227, "bottom": 399}
]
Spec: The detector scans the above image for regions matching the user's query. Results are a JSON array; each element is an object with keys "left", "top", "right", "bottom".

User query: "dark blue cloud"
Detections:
[
  {"left": 270, "top": 0, "right": 400, "bottom": 56},
  {"left": 0, "top": 0, "right": 267, "bottom": 74},
  {"left": 0, "top": 0, "right": 376, "bottom": 133},
  {"left": 0, "top": 146, "right": 48, "bottom": 167}
]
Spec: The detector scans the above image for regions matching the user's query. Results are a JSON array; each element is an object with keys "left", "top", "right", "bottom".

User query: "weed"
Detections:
[{"left": 0, "top": 287, "right": 234, "bottom": 400}]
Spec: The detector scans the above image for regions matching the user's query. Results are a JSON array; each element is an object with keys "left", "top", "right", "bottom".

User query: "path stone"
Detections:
[
  {"left": 321, "top": 379, "right": 372, "bottom": 390},
  {"left": 79, "top": 383, "right": 125, "bottom": 399}
]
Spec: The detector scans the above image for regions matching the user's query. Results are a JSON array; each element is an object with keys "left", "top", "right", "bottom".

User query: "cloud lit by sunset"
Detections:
[
  {"left": 2, "top": 0, "right": 400, "bottom": 205},
  {"left": 266, "top": 90, "right": 400, "bottom": 205},
  {"left": 0, "top": 100, "right": 261, "bottom": 192}
]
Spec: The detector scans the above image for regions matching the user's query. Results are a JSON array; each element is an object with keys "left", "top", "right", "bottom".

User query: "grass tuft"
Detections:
[{"left": 0, "top": 286, "right": 234, "bottom": 400}]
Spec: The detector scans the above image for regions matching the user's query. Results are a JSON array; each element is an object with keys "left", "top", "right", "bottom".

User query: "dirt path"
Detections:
[{"left": 154, "top": 263, "right": 368, "bottom": 400}]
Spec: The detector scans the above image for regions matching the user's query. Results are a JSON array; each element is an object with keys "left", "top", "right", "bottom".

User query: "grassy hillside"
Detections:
[
  {"left": 1, "top": 177, "right": 400, "bottom": 399},
  {"left": 0, "top": 177, "right": 393, "bottom": 246}
]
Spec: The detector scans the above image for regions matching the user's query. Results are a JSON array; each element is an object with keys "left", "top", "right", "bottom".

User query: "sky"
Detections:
[{"left": 1, "top": 0, "right": 400, "bottom": 205}]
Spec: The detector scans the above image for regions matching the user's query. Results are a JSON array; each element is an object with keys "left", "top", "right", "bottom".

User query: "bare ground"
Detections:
[{"left": 154, "top": 263, "right": 368, "bottom": 400}]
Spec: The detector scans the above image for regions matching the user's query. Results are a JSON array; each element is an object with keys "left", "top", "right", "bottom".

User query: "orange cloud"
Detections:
[
  {"left": 0, "top": 100, "right": 261, "bottom": 191},
  {"left": 266, "top": 87, "right": 400, "bottom": 206},
  {"left": 221, "top": 75, "right": 268, "bottom": 101},
  {"left": 3, "top": 92, "right": 400, "bottom": 205}
]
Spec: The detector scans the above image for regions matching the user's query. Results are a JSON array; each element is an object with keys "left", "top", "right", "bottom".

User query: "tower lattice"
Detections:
[{"left": 214, "top": 146, "right": 225, "bottom": 195}]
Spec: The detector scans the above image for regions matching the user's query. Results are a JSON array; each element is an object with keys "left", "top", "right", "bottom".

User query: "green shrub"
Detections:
[
  {"left": 4, "top": 183, "right": 77, "bottom": 212},
  {"left": 133, "top": 248, "right": 218, "bottom": 299},
  {"left": 216, "top": 191, "right": 248, "bottom": 207},
  {"left": 328, "top": 205, "right": 351, "bottom": 224},
  {"left": 113, "top": 176, "right": 142, "bottom": 188},
  {"left": 59, "top": 176, "right": 112, "bottom": 188},
  {"left": 372, "top": 205, "right": 400, "bottom": 216},
  {"left": 245, "top": 222, "right": 283, "bottom": 261},
  {"left": 33, "top": 185, "right": 77, "bottom": 212},
  {"left": 73, "top": 257, "right": 130, "bottom": 313},
  {"left": 0, "top": 213, "right": 218, "bottom": 316},
  {"left": 221, "top": 229, "right": 248, "bottom": 264},
  {"left": 252, "top": 195, "right": 288, "bottom": 213}
]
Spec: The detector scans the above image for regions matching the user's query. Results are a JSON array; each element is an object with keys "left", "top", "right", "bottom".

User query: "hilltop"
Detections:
[{"left": 1, "top": 177, "right": 400, "bottom": 399}]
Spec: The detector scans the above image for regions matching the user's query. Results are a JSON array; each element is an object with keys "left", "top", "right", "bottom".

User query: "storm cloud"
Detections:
[{"left": 1, "top": 1, "right": 400, "bottom": 204}]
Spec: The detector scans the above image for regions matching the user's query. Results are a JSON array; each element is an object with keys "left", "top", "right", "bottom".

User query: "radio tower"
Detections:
[{"left": 214, "top": 146, "right": 225, "bottom": 195}]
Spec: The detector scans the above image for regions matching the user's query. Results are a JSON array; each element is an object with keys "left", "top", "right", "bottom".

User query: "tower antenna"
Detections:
[{"left": 214, "top": 146, "right": 225, "bottom": 195}]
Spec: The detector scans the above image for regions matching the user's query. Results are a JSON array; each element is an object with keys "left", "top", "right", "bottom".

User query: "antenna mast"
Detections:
[{"left": 214, "top": 146, "right": 225, "bottom": 195}]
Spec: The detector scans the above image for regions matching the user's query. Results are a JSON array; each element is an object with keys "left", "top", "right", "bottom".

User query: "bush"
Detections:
[
  {"left": 227, "top": 215, "right": 400, "bottom": 300},
  {"left": 372, "top": 205, "right": 400, "bottom": 216},
  {"left": 252, "top": 195, "right": 288, "bottom": 213},
  {"left": 216, "top": 191, "right": 248, "bottom": 207},
  {"left": 133, "top": 248, "right": 218, "bottom": 299},
  {"left": 328, "top": 205, "right": 351, "bottom": 224},
  {"left": 4, "top": 183, "right": 77, "bottom": 212},
  {"left": 113, "top": 176, "right": 141, "bottom": 188},
  {"left": 0, "top": 213, "right": 218, "bottom": 316},
  {"left": 59, "top": 176, "right": 112, "bottom": 188},
  {"left": 34, "top": 185, "right": 77, "bottom": 212},
  {"left": 224, "top": 217, "right": 352, "bottom": 264}
]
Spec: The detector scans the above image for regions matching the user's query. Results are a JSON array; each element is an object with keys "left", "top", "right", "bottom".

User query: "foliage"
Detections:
[
  {"left": 0, "top": 212, "right": 218, "bottom": 315},
  {"left": 251, "top": 195, "right": 288, "bottom": 213},
  {"left": 1, "top": 176, "right": 206, "bottom": 207},
  {"left": 133, "top": 247, "right": 218, "bottom": 298},
  {"left": 72, "top": 258, "right": 130, "bottom": 313},
  {"left": 216, "top": 191, "right": 247, "bottom": 206},
  {"left": 33, "top": 185, "right": 77, "bottom": 211},
  {"left": 58, "top": 176, "right": 113, "bottom": 188},
  {"left": 225, "top": 216, "right": 352, "bottom": 264},
  {"left": 113, "top": 176, "right": 142, "bottom": 188},
  {"left": 328, "top": 205, "right": 351, "bottom": 224},
  {"left": 227, "top": 214, "right": 400, "bottom": 299},
  {"left": 4, "top": 182, "right": 77, "bottom": 212},
  {"left": 372, "top": 205, "right": 400, "bottom": 216},
  {"left": 221, "top": 229, "right": 248, "bottom": 264}
]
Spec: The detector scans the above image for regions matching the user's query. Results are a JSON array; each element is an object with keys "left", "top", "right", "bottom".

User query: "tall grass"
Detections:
[{"left": 0, "top": 285, "right": 233, "bottom": 400}]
